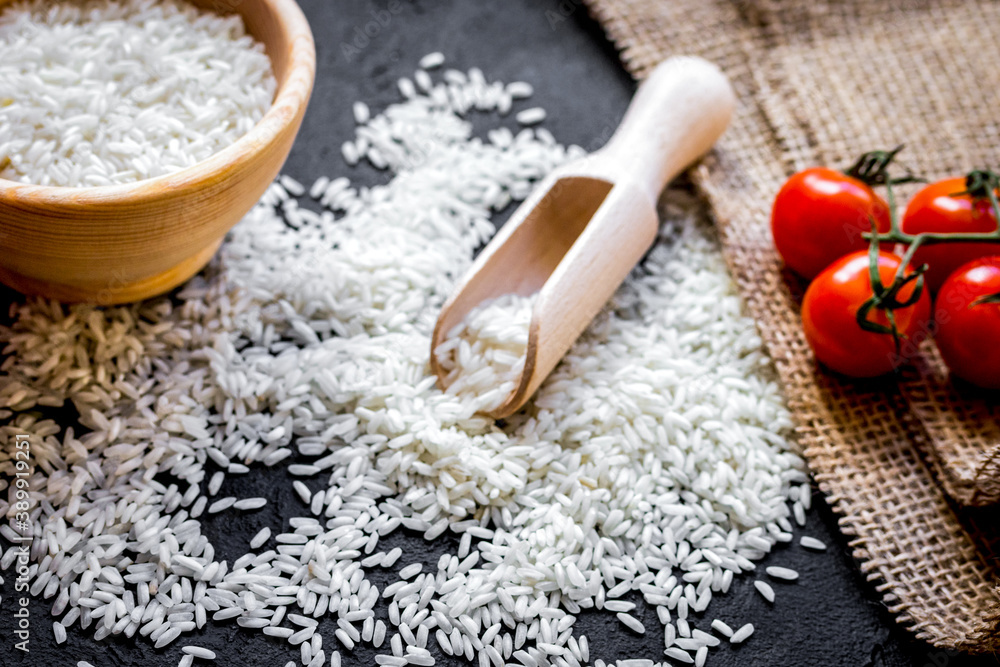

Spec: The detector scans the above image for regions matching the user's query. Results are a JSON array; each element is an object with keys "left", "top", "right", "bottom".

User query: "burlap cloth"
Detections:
[{"left": 583, "top": 0, "right": 1000, "bottom": 652}]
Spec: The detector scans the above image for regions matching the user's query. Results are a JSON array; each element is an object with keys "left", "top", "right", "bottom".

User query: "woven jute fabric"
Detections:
[
  {"left": 583, "top": 0, "right": 1000, "bottom": 651},
  {"left": 904, "top": 351, "right": 1000, "bottom": 507}
]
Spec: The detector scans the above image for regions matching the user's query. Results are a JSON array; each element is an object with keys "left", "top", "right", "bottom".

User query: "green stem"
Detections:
[
  {"left": 852, "top": 164, "right": 1000, "bottom": 357},
  {"left": 983, "top": 172, "right": 1000, "bottom": 225},
  {"left": 867, "top": 229, "right": 1000, "bottom": 246},
  {"left": 864, "top": 168, "right": 1000, "bottom": 248}
]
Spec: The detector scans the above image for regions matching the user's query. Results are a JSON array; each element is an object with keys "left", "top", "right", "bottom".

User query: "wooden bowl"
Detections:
[{"left": 0, "top": 0, "right": 315, "bottom": 304}]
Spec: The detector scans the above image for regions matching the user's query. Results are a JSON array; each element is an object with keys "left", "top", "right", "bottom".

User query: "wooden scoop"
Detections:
[{"left": 430, "top": 56, "right": 735, "bottom": 418}]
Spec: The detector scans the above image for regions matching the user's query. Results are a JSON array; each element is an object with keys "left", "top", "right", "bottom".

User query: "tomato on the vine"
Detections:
[
  {"left": 801, "top": 250, "right": 931, "bottom": 377},
  {"left": 900, "top": 176, "right": 1000, "bottom": 292},
  {"left": 934, "top": 257, "right": 1000, "bottom": 389},
  {"left": 771, "top": 167, "right": 891, "bottom": 280}
]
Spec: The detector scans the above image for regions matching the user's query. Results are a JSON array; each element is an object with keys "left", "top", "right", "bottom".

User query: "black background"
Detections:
[{"left": 1, "top": 1, "right": 997, "bottom": 666}]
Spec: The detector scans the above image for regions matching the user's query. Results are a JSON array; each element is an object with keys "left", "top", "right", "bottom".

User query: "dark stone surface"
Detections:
[{"left": 1, "top": 1, "right": 997, "bottom": 666}]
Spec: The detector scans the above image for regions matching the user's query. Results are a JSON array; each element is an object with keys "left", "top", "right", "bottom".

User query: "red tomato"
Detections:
[
  {"left": 900, "top": 177, "right": 999, "bottom": 292},
  {"left": 771, "top": 167, "right": 891, "bottom": 279},
  {"left": 934, "top": 257, "right": 1000, "bottom": 388},
  {"left": 801, "top": 250, "right": 932, "bottom": 377}
]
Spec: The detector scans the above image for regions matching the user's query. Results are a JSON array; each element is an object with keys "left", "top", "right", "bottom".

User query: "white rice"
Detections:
[
  {"left": 754, "top": 580, "right": 775, "bottom": 603},
  {"left": 0, "top": 59, "right": 809, "bottom": 665},
  {"left": 398, "top": 563, "right": 423, "bottom": 580},
  {"left": 765, "top": 566, "right": 800, "bottom": 581},
  {"left": 433, "top": 293, "right": 536, "bottom": 414},
  {"left": 730, "top": 623, "right": 754, "bottom": 644},
  {"left": 800, "top": 536, "right": 827, "bottom": 551},
  {"left": 664, "top": 647, "right": 694, "bottom": 664},
  {"left": 182, "top": 645, "right": 216, "bottom": 659},
  {"left": 233, "top": 497, "right": 267, "bottom": 511},
  {"left": 279, "top": 175, "right": 305, "bottom": 197},
  {"left": 710, "top": 620, "right": 733, "bottom": 638},
  {"left": 515, "top": 107, "right": 547, "bottom": 125},
  {"left": 617, "top": 612, "right": 645, "bottom": 634},
  {"left": 353, "top": 101, "right": 371, "bottom": 125},
  {"left": 418, "top": 51, "right": 445, "bottom": 70},
  {"left": 506, "top": 81, "right": 534, "bottom": 99},
  {"left": 0, "top": 0, "right": 275, "bottom": 186},
  {"left": 250, "top": 526, "right": 271, "bottom": 549},
  {"left": 207, "top": 497, "right": 236, "bottom": 514}
]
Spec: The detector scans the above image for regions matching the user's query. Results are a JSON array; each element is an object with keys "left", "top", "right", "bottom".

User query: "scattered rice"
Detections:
[
  {"left": 414, "top": 69, "right": 433, "bottom": 92},
  {"left": 0, "top": 0, "right": 275, "bottom": 186},
  {"left": 182, "top": 645, "right": 216, "bottom": 659},
  {"left": 341, "top": 140, "right": 359, "bottom": 165},
  {"left": 793, "top": 501, "right": 807, "bottom": 526},
  {"left": 397, "top": 563, "right": 423, "bottom": 580},
  {"left": 208, "top": 471, "right": 225, "bottom": 496},
  {"left": 730, "top": 623, "right": 755, "bottom": 644},
  {"left": 419, "top": 51, "right": 445, "bottom": 69},
  {"left": 207, "top": 497, "right": 236, "bottom": 513},
  {"left": 515, "top": 107, "right": 547, "bottom": 125},
  {"left": 754, "top": 580, "right": 775, "bottom": 603},
  {"left": 353, "top": 101, "right": 371, "bottom": 125},
  {"left": 506, "top": 81, "right": 534, "bottom": 98},
  {"left": 233, "top": 497, "right": 267, "bottom": 511},
  {"left": 0, "top": 58, "right": 808, "bottom": 666},
  {"left": 617, "top": 612, "right": 645, "bottom": 634},
  {"left": 799, "top": 536, "right": 827, "bottom": 551},
  {"left": 279, "top": 175, "right": 305, "bottom": 197},
  {"left": 664, "top": 647, "right": 694, "bottom": 664},
  {"left": 250, "top": 526, "right": 271, "bottom": 549},
  {"left": 766, "top": 566, "right": 800, "bottom": 581},
  {"left": 710, "top": 620, "right": 734, "bottom": 638}
]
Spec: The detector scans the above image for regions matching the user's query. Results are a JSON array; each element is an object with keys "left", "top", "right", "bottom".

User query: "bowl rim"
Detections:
[{"left": 0, "top": 0, "right": 316, "bottom": 204}]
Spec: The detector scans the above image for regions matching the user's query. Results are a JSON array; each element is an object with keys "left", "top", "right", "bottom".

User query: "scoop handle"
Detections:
[{"left": 593, "top": 56, "right": 735, "bottom": 203}]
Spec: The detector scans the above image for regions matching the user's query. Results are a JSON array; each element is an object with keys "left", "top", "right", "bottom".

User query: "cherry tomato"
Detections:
[
  {"left": 900, "top": 177, "right": 999, "bottom": 292},
  {"left": 801, "top": 250, "right": 931, "bottom": 377},
  {"left": 771, "top": 167, "right": 891, "bottom": 279},
  {"left": 934, "top": 257, "right": 1000, "bottom": 388}
]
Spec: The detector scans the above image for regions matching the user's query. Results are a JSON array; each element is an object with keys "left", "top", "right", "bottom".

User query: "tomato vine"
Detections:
[{"left": 859, "top": 167, "right": 1000, "bottom": 351}]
